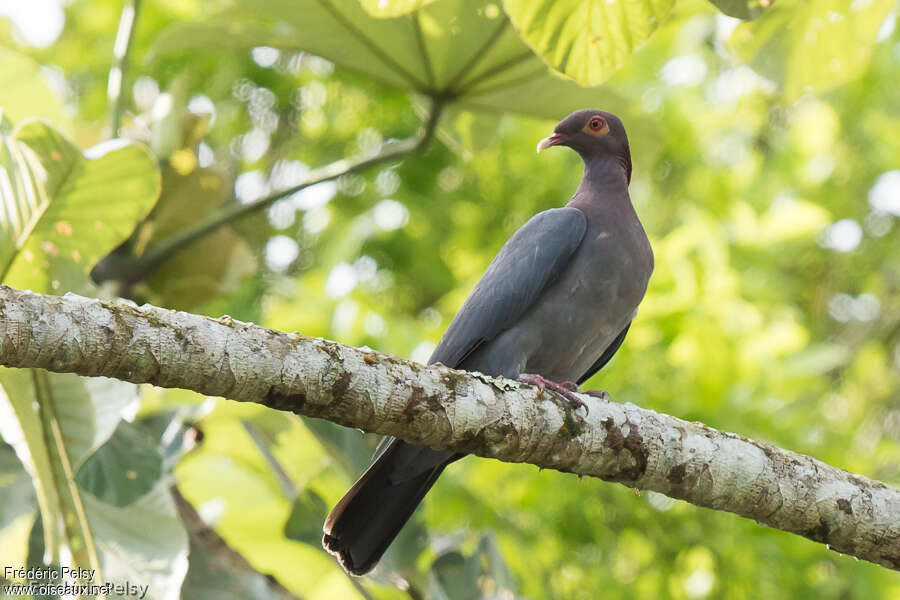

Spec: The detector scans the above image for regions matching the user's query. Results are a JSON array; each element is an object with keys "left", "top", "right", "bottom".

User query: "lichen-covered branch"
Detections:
[{"left": 0, "top": 285, "right": 898, "bottom": 570}]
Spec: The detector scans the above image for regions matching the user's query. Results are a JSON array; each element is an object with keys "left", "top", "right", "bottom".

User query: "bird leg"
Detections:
[{"left": 516, "top": 374, "right": 587, "bottom": 411}]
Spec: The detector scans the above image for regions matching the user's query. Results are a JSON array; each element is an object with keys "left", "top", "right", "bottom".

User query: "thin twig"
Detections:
[{"left": 108, "top": 0, "right": 142, "bottom": 137}]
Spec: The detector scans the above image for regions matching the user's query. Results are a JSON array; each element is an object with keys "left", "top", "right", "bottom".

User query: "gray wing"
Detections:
[{"left": 429, "top": 207, "right": 587, "bottom": 369}]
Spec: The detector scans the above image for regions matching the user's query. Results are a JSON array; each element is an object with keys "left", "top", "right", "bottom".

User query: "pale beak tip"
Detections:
[{"left": 536, "top": 133, "right": 564, "bottom": 153}]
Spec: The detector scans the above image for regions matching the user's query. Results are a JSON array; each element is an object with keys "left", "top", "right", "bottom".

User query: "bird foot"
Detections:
[{"left": 517, "top": 374, "right": 587, "bottom": 412}]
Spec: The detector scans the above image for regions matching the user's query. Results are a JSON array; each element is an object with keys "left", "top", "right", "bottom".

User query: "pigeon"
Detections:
[{"left": 323, "top": 109, "right": 654, "bottom": 575}]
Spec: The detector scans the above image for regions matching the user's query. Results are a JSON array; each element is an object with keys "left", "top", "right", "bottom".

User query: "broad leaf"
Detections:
[
  {"left": 0, "top": 119, "right": 160, "bottom": 294},
  {"left": 151, "top": 0, "right": 630, "bottom": 120},
  {"left": 141, "top": 165, "right": 257, "bottom": 311},
  {"left": 0, "top": 370, "right": 137, "bottom": 567},
  {"left": 430, "top": 551, "right": 480, "bottom": 600},
  {"left": 0, "top": 372, "right": 65, "bottom": 561},
  {"left": 359, "top": 0, "right": 437, "bottom": 18},
  {"left": 728, "top": 0, "right": 894, "bottom": 101},
  {"left": 0, "top": 441, "right": 35, "bottom": 568},
  {"left": 0, "top": 48, "right": 66, "bottom": 127},
  {"left": 283, "top": 489, "right": 329, "bottom": 546},
  {"left": 0, "top": 370, "right": 101, "bottom": 574},
  {"left": 707, "top": 0, "right": 774, "bottom": 20},
  {"left": 427, "top": 534, "right": 516, "bottom": 599},
  {"left": 75, "top": 421, "right": 164, "bottom": 507},
  {"left": 180, "top": 533, "right": 297, "bottom": 600},
  {"left": 82, "top": 480, "right": 189, "bottom": 599},
  {"left": 502, "top": 0, "right": 676, "bottom": 86}
]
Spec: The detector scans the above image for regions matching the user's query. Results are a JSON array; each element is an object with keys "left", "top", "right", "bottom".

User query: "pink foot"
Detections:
[{"left": 517, "top": 374, "right": 588, "bottom": 411}]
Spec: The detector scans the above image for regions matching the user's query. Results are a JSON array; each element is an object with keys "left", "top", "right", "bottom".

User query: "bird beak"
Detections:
[{"left": 536, "top": 132, "right": 567, "bottom": 153}]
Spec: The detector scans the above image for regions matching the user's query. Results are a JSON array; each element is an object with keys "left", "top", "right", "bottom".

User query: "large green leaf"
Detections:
[
  {"left": 140, "top": 165, "right": 257, "bottom": 311},
  {"left": 706, "top": 0, "right": 774, "bottom": 20},
  {"left": 283, "top": 489, "right": 329, "bottom": 546},
  {"left": 0, "top": 441, "right": 35, "bottom": 568},
  {"left": 728, "top": 0, "right": 894, "bottom": 101},
  {"left": 359, "top": 0, "right": 437, "bottom": 17},
  {"left": 427, "top": 534, "right": 516, "bottom": 599},
  {"left": 75, "top": 421, "right": 164, "bottom": 507},
  {"left": 151, "top": 0, "right": 629, "bottom": 120},
  {"left": 82, "top": 480, "right": 189, "bottom": 598},
  {"left": 502, "top": 0, "right": 676, "bottom": 86},
  {"left": 0, "top": 119, "right": 160, "bottom": 293},
  {"left": 0, "top": 370, "right": 102, "bottom": 576},
  {"left": 0, "top": 372, "right": 65, "bottom": 562},
  {"left": 180, "top": 533, "right": 298, "bottom": 600},
  {"left": 0, "top": 48, "right": 66, "bottom": 127},
  {"left": 0, "top": 370, "right": 138, "bottom": 570}
]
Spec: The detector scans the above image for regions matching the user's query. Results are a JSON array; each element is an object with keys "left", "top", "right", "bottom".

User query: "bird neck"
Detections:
[{"left": 577, "top": 156, "right": 630, "bottom": 193}]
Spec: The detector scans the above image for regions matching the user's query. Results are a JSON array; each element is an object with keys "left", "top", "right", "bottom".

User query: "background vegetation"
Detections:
[{"left": 0, "top": 0, "right": 898, "bottom": 598}]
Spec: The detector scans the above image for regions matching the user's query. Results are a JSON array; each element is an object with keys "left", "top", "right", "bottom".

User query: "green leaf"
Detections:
[
  {"left": 429, "top": 551, "right": 480, "bottom": 600},
  {"left": 0, "top": 370, "right": 138, "bottom": 570},
  {"left": 140, "top": 165, "right": 257, "bottom": 310},
  {"left": 0, "top": 440, "right": 35, "bottom": 567},
  {"left": 81, "top": 480, "right": 189, "bottom": 598},
  {"left": 502, "top": 0, "right": 676, "bottom": 86},
  {"left": 151, "top": 0, "right": 631, "bottom": 120},
  {"left": 707, "top": 0, "right": 774, "bottom": 20},
  {"left": 0, "top": 48, "right": 66, "bottom": 127},
  {"left": 283, "top": 489, "right": 329, "bottom": 545},
  {"left": 6, "top": 370, "right": 100, "bottom": 576},
  {"left": 0, "top": 371, "right": 64, "bottom": 562},
  {"left": 0, "top": 119, "right": 160, "bottom": 294},
  {"left": 180, "top": 533, "right": 297, "bottom": 600},
  {"left": 75, "top": 422, "right": 164, "bottom": 507},
  {"left": 26, "top": 516, "right": 63, "bottom": 600},
  {"left": 427, "top": 534, "right": 517, "bottom": 599},
  {"left": 359, "top": 0, "right": 437, "bottom": 18},
  {"left": 728, "top": 0, "right": 894, "bottom": 101}
]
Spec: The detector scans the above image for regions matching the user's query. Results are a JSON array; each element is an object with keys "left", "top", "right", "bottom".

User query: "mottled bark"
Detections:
[{"left": 0, "top": 285, "right": 898, "bottom": 570}]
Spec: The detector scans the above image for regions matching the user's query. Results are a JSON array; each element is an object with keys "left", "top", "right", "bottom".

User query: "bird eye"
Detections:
[{"left": 581, "top": 115, "right": 609, "bottom": 137}]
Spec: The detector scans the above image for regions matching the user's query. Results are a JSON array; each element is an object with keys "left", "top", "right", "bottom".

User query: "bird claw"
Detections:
[
  {"left": 517, "top": 374, "right": 588, "bottom": 412},
  {"left": 584, "top": 389, "right": 609, "bottom": 401}
]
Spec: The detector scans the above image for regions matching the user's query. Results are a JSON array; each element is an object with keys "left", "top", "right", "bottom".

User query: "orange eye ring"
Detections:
[{"left": 582, "top": 115, "right": 610, "bottom": 137}]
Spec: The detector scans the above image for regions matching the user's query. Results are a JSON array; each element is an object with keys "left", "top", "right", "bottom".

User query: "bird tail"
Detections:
[{"left": 322, "top": 439, "right": 448, "bottom": 575}]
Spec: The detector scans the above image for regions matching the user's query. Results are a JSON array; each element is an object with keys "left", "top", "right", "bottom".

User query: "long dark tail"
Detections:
[{"left": 323, "top": 439, "right": 453, "bottom": 575}]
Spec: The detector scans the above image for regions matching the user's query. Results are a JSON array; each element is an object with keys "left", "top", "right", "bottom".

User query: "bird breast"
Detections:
[{"left": 518, "top": 216, "right": 652, "bottom": 382}]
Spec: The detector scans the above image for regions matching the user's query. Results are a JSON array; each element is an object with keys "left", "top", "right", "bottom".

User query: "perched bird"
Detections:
[{"left": 323, "top": 109, "right": 654, "bottom": 575}]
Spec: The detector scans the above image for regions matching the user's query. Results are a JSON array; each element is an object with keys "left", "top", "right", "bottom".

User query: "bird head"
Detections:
[{"left": 537, "top": 109, "right": 632, "bottom": 183}]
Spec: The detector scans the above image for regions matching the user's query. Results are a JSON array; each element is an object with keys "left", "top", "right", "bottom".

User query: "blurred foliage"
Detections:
[{"left": 0, "top": 0, "right": 899, "bottom": 598}]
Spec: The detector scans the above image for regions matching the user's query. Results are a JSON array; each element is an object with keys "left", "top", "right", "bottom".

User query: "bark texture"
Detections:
[{"left": 0, "top": 285, "right": 898, "bottom": 570}]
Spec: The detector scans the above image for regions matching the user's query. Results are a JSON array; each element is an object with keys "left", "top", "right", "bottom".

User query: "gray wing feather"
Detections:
[{"left": 429, "top": 207, "right": 587, "bottom": 369}]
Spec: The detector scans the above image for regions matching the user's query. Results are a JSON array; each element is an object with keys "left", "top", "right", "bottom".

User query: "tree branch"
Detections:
[{"left": 0, "top": 285, "right": 898, "bottom": 571}]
